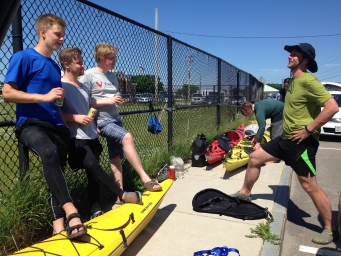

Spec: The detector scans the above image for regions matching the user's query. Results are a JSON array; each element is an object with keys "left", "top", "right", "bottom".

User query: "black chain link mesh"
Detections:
[{"left": 0, "top": 0, "right": 263, "bottom": 206}]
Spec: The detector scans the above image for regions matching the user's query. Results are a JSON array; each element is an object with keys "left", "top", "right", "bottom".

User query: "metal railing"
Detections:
[{"left": 0, "top": 0, "right": 263, "bottom": 200}]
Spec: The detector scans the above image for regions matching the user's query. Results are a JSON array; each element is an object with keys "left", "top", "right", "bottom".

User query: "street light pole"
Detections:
[
  {"left": 187, "top": 55, "right": 193, "bottom": 100},
  {"left": 199, "top": 74, "right": 202, "bottom": 94}
]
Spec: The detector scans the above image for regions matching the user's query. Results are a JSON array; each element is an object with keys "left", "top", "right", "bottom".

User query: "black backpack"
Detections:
[
  {"left": 192, "top": 188, "right": 273, "bottom": 221},
  {"left": 191, "top": 134, "right": 208, "bottom": 167}
]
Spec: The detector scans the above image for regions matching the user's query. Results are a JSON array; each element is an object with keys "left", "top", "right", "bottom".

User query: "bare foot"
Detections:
[
  {"left": 121, "top": 191, "right": 142, "bottom": 204},
  {"left": 52, "top": 217, "right": 65, "bottom": 235}
]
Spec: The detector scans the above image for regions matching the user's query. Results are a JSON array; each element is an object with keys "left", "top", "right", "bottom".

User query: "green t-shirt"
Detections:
[
  {"left": 254, "top": 99, "right": 284, "bottom": 143},
  {"left": 282, "top": 73, "right": 332, "bottom": 140}
]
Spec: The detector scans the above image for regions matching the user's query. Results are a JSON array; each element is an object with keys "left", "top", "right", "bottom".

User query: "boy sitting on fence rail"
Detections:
[{"left": 2, "top": 14, "right": 86, "bottom": 239}]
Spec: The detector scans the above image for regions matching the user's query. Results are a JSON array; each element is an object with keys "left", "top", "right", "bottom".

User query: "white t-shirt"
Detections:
[{"left": 79, "top": 68, "right": 121, "bottom": 122}]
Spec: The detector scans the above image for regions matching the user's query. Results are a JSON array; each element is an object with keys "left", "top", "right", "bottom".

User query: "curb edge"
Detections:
[{"left": 260, "top": 164, "right": 293, "bottom": 256}]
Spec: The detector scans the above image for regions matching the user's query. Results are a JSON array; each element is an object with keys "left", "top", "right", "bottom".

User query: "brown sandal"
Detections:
[{"left": 143, "top": 179, "right": 162, "bottom": 192}]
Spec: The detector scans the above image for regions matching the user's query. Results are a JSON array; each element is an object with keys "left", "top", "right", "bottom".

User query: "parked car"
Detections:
[
  {"left": 322, "top": 82, "right": 341, "bottom": 92},
  {"left": 138, "top": 93, "right": 154, "bottom": 103},
  {"left": 321, "top": 91, "right": 341, "bottom": 136},
  {"left": 203, "top": 95, "right": 216, "bottom": 105},
  {"left": 158, "top": 93, "right": 175, "bottom": 103},
  {"left": 191, "top": 93, "right": 204, "bottom": 105},
  {"left": 132, "top": 94, "right": 141, "bottom": 103}
]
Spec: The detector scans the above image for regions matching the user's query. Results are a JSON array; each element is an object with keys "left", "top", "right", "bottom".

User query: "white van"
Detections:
[
  {"left": 191, "top": 93, "right": 204, "bottom": 105},
  {"left": 322, "top": 82, "right": 341, "bottom": 91},
  {"left": 321, "top": 91, "right": 341, "bottom": 136}
]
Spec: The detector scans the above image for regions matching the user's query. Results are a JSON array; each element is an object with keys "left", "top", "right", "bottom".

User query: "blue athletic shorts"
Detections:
[
  {"left": 97, "top": 119, "right": 127, "bottom": 159},
  {"left": 262, "top": 136, "right": 319, "bottom": 177}
]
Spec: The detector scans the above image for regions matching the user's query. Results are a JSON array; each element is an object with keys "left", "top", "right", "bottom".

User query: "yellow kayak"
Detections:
[
  {"left": 222, "top": 132, "right": 271, "bottom": 172},
  {"left": 11, "top": 179, "right": 173, "bottom": 256}
]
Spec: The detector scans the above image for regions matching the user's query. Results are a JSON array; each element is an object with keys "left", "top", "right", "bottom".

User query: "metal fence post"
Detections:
[
  {"left": 217, "top": 59, "right": 221, "bottom": 128},
  {"left": 167, "top": 36, "right": 173, "bottom": 150},
  {"left": 236, "top": 71, "right": 240, "bottom": 107},
  {"left": 12, "top": 5, "right": 26, "bottom": 181},
  {"left": 12, "top": 4, "right": 23, "bottom": 52}
]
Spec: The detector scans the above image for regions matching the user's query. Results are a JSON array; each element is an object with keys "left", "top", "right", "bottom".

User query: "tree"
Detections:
[
  {"left": 177, "top": 84, "right": 199, "bottom": 98},
  {"left": 131, "top": 74, "right": 164, "bottom": 94}
]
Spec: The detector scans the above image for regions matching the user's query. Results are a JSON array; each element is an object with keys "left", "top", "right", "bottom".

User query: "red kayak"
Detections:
[{"left": 205, "top": 123, "right": 245, "bottom": 165}]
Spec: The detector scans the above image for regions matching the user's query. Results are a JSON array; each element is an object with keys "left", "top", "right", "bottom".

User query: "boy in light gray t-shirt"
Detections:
[{"left": 79, "top": 43, "right": 162, "bottom": 192}]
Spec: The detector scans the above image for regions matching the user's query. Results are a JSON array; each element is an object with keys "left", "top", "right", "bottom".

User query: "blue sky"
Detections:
[{"left": 89, "top": 0, "right": 341, "bottom": 84}]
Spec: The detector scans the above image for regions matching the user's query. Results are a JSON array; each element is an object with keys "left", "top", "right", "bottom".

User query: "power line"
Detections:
[
  {"left": 317, "top": 65, "right": 341, "bottom": 75},
  {"left": 163, "top": 31, "right": 341, "bottom": 39},
  {"left": 318, "top": 72, "right": 341, "bottom": 81}
]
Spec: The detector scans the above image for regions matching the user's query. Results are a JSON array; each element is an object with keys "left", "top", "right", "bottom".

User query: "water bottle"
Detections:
[
  {"left": 115, "top": 92, "right": 121, "bottom": 107},
  {"left": 175, "top": 163, "right": 184, "bottom": 179},
  {"left": 170, "top": 156, "right": 184, "bottom": 179}
]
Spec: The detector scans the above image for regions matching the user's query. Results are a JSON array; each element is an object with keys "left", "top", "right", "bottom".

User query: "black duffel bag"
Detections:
[{"left": 191, "top": 134, "right": 208, "bottom": 167}]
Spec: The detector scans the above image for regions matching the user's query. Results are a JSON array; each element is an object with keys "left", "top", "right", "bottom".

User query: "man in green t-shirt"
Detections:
[{"left": 231, "top": 43, "right": 340, "bottom": 245}]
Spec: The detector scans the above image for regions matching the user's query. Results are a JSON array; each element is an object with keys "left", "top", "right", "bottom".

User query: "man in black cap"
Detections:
[{"left": 231, "top": 43, "right": 340, "bottom": 244}]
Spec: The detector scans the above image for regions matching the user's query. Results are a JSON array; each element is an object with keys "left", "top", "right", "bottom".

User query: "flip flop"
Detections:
[{"left": 143, "top": 179, "right": 162, "bottom": 192}]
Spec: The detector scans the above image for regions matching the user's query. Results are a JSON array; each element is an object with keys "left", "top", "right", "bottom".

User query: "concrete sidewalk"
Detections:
[{"left": 122, "top": 160, "right": 292, "bottom": 256}]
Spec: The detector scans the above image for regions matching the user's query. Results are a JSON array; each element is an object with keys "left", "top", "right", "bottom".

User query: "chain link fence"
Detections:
[{"left": 0, "top": 0, "right": 263, "bottom": 204}]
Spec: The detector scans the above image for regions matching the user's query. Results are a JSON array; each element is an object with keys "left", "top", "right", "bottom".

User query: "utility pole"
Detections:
[
  {"left": 155, "top": 8, "right": 159, "bottom": 101},
  {"left": 187, "top": 55, "right": 193, "bottom": 100},
  {"left": 199, "top": 74, "right": 202, "bottom": 94}
]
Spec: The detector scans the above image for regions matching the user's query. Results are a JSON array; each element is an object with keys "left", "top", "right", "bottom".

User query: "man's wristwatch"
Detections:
[{"left": 304, "top": 125, "right": 313, "bottom": 133}]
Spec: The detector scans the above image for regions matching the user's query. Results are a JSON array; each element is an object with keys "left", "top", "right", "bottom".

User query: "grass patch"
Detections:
[
  {"left": 245, "top": 220, "right": 281, "bottom": 245},
  {"left": 0, "top": 104, "right": 252, "bottom": 254},
  {"left": 0, "top": 171, "right": 51, "bottom": 255}
]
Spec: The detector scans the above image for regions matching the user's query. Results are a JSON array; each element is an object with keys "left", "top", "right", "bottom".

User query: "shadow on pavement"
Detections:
[
  {"left": 317, "top": 245, "right": 341, "bottom": 254},
  {"left": 249, "top": 185, "right": 289, "bottom": 208},
  {"left": 205, "top": 160, "right": 224, "bottom": 171},
  {"left": 221, "top": 166, "right": 246, "bottom": 179},
  {"left": 287, "top": 199, "right": 321, "bottom": 233},
  {"left": 122, "top": 203, "right": 177, "bottom": 255}
]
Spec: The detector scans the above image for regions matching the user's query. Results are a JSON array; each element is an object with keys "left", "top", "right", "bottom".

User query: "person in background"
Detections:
[
  {"left": 79, "top": 43, "right": 162, "bottom": 193},
  {"left": 231, "top": 43, "right": 339, "bottom": 245},
  {"left": 2, "top": 14, "right": 86, "bottom": 239},
  {"left": 58, "top": 47, "right": 142, "bottom": 224},
  {"left": 275, "top": 91, "right": 280, "bottom": 101},
  {"left": 279, "top": 78, "right": 290, "bottom": 102},
  {"left": 240, "top": 99, "right": 284, "bottom": 150}
]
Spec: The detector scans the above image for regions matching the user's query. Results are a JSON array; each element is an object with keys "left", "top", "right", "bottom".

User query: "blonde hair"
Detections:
[
  {"left": 36, "top": 14, "right": 66, "bottom": 37},
  {"left": 94, "top": 43, "right": 118, "bottom": 63},
  {"left": 58, "top": 47, "right": 82, "bottom": 70},
  {"left": 240, "top": 101, "right": 254, "bottom": 116}
]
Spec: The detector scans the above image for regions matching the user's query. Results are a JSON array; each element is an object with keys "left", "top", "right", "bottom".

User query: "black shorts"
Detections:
[
  {"left": 15, "top": 119, "right": 70, "bottom": 168},
  {"left": 262, "top": 136, "right": 319, "bottom": 177}
]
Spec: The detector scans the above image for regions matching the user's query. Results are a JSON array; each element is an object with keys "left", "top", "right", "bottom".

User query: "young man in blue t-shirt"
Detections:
[{"left": 3, "top": 14, "right": 86, "bottom": 239}]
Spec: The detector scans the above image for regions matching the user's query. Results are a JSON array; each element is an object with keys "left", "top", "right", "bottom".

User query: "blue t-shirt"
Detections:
[{"left": 4, "top": 48, "right": 64, "bottom": 126}]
